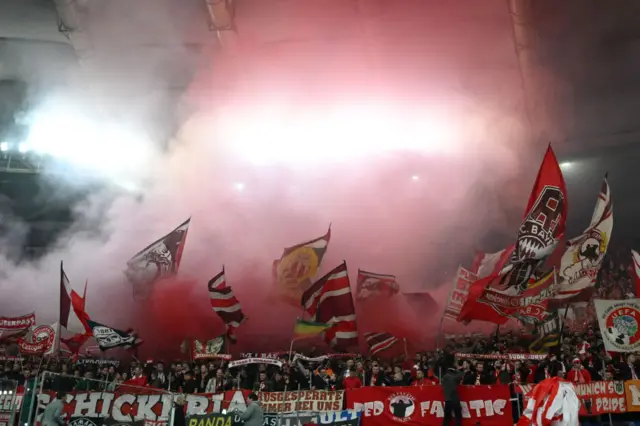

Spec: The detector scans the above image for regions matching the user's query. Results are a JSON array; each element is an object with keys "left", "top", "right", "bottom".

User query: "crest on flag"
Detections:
[
  {"left": 125, "top": 218, "right": 190, "bottom": 300},
  {"left": 193, "top": 336, "right": 232, "bottom": 360},
  {"left": 504, "top": 146, "right": 567, "bottom": 292},
  {"left": 17, "top": 323, "right": 59, "bottom": 355},
  {"left": 458, "top": 146, "right": 567, "bottom": 325},
  {"left": 272, "top": 227, "right": 331, "bottom": 304},
  {"left": 556, "top": 176, "right": 612, "bottom": 301}
]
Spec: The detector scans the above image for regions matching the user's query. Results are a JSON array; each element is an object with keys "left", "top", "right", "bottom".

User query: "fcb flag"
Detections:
[
  {"left": 272, "top": 227, "right": 331, "bottom": 305},
  {"left": 302, "top": 262, "right": 358, "bottom": 349},
  {"left": 293, "top": 319, "right": 332, "bottom": 340},
  {"left": 555, "top": 176, "right": 613, "bottom": 302},
  {"left": 458, "top": 145, "right": 567, "bottom": 324},
  {"left": 125, "top": 218, "right": 190, "bottom": 300},
  {"left": 356, "top": 269, "right": 399, "bottom": 300}
]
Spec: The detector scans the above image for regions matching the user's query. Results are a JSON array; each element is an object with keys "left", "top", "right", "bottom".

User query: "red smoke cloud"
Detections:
[{"left": 0, "top": 0, "right": 538, "bottom": 358}]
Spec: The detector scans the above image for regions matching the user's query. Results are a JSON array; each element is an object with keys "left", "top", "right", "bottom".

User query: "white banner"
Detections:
[{"left": 594, "top": 298, "right": 640, "bottom": 352}]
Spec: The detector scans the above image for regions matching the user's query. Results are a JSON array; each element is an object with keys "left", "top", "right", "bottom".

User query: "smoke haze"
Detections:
[{"left": 0, "top": 0, "right": 541, "bottom": 355}]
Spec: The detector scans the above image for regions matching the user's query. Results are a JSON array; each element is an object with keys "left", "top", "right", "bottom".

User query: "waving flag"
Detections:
[
  {"left": 364, "top": 332, "right": 401, "bottom": 355},
  {"left": 472, "top": 245, "right": 515, "bottom": 278},
  {"left": 556, "top": 176, "right": 613, "bottom": 302},
  {"left": 208, "top": 267, "right": 246, "bottom": 341},
  {"left": 293, "top": 319, "right": 333, "bottom": 340},
  {"left": 356, "top": 269, "right": 399, "bottom": 300},
  {"left": 59, "top": 262, "right": 91, "bottom": 333},
  {"left": 459, "top": 145, "right": 567, "bottom": 324},
  {"left": 301, "top": 262, "right": 358, "bottom": 349},
  {"left": 272, "top": 227, "right": 331, "bottom": 305},
  {"left": 86, "top": 319, "right": 142, "bottom": 351},
  {"left": 125, "top": 218, "right": 190, "bottom": 300}
]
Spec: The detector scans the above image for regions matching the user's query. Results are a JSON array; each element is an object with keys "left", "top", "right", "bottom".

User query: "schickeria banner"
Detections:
[{"left": 35, "top": 389, "right": 343, "bottom": 424}]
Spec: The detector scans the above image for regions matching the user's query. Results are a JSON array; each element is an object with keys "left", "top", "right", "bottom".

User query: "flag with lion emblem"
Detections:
[
  {"left": 555, "top": 176, "right": 612, "bottom": 302},
  {"left": 272, "top": 227, "right": 331, "bottom": 305},
  {"left": 125, "top": 218, "right": 190, "bottom": 300}
]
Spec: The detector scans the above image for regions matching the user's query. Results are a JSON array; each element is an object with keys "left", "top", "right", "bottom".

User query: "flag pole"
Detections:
[
  {"left": 57, "top": 261, "right": 64, "bottom": 356},
  {"left": 436, "top": 268, "right": 457, "bottom": 350}
]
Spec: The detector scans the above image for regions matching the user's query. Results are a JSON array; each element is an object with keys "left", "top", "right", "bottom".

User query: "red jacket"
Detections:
[
  {"left": 342, "top": 375, "right": 362, "bottom": 389},
  {"left": 567, "top": 368, "right": 591, "bottom": 384},
  {"left": 124, "top": 375, "right": 148, "bottom": 388}
]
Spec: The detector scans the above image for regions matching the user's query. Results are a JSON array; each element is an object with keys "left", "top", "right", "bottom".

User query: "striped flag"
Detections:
[
  {"left": 365, "top": 332, "right": 400, "bottom": 355},
  {"left": 208, "top": 268, "right": 246, "bottom": 341},
  {"left": 301, "top": 262, "right": 358, "bottom": 349}
]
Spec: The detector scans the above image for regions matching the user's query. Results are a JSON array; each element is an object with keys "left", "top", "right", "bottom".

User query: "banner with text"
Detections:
[
  {"left": 346, "top": 385, "right": 511, "bottom": 426},
  {"left": 34, "top": 389, "right": 343, "bottom": 424},
  {"left": 0, "top": 391, "right": 22, "bottom": 426},
  {"left": 317, "top": 410, "right": 361, "bottom": 426}
]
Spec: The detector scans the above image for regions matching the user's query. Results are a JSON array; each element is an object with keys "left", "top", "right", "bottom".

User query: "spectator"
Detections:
[
  {"left": 442, "top": 367, "right": 464, "bottom": 426},
  {"left": 42, "top": 392, "right": 66, "bottom": 426},
  {"left": 239, "top": 393, "right": 263, "bottom": 426},
  {"left": 342, "top": 367, "right": 362, "bottom": 389}
]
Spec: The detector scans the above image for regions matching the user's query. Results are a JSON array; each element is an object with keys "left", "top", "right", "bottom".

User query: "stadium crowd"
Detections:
[{"left": 0, "top": 253, "right": 638, "bottom": 426}]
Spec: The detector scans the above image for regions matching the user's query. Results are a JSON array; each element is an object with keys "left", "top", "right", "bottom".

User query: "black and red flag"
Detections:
[
  {"left": 458, "top": 145, "right": 568, "bottom": 324},
  {"left": 124, "top": 218, "right": 190, "bottom": 300}
]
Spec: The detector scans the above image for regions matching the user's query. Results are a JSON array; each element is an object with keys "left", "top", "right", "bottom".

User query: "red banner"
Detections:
[
  {"left": 0, "top": 314, "right": 35, "bottom": 331},
  {"left": 345, "top": 385, "right": 512, "bottom": 426},
  {"left": 520, "top": 380, "right": 626, "bottom": 416}
]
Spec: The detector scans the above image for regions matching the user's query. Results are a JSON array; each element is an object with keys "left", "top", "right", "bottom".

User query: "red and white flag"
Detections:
[
  {"left": 356, "top": 269, "right": 399, "bottom": 300},
  {"left": 472, "top": 245, "right": 515, "bottom": 278},
  {"left": 59, "top": 262, "right": 90, "bottom": 334},
  {"left": 302, "top": 262, "right": 358, "bottom": 349},
  {"left": 208, "top": 268, "right": 246, "bottom": 340},
  {"left": 364, "top": 332, "right": 400, "bottom": 355},
  {"left": 459, "top": 145, "right": 568, "bottom": 324},
  {"left": 18, "top": 322, "right": 59, "bottom": 356}
]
